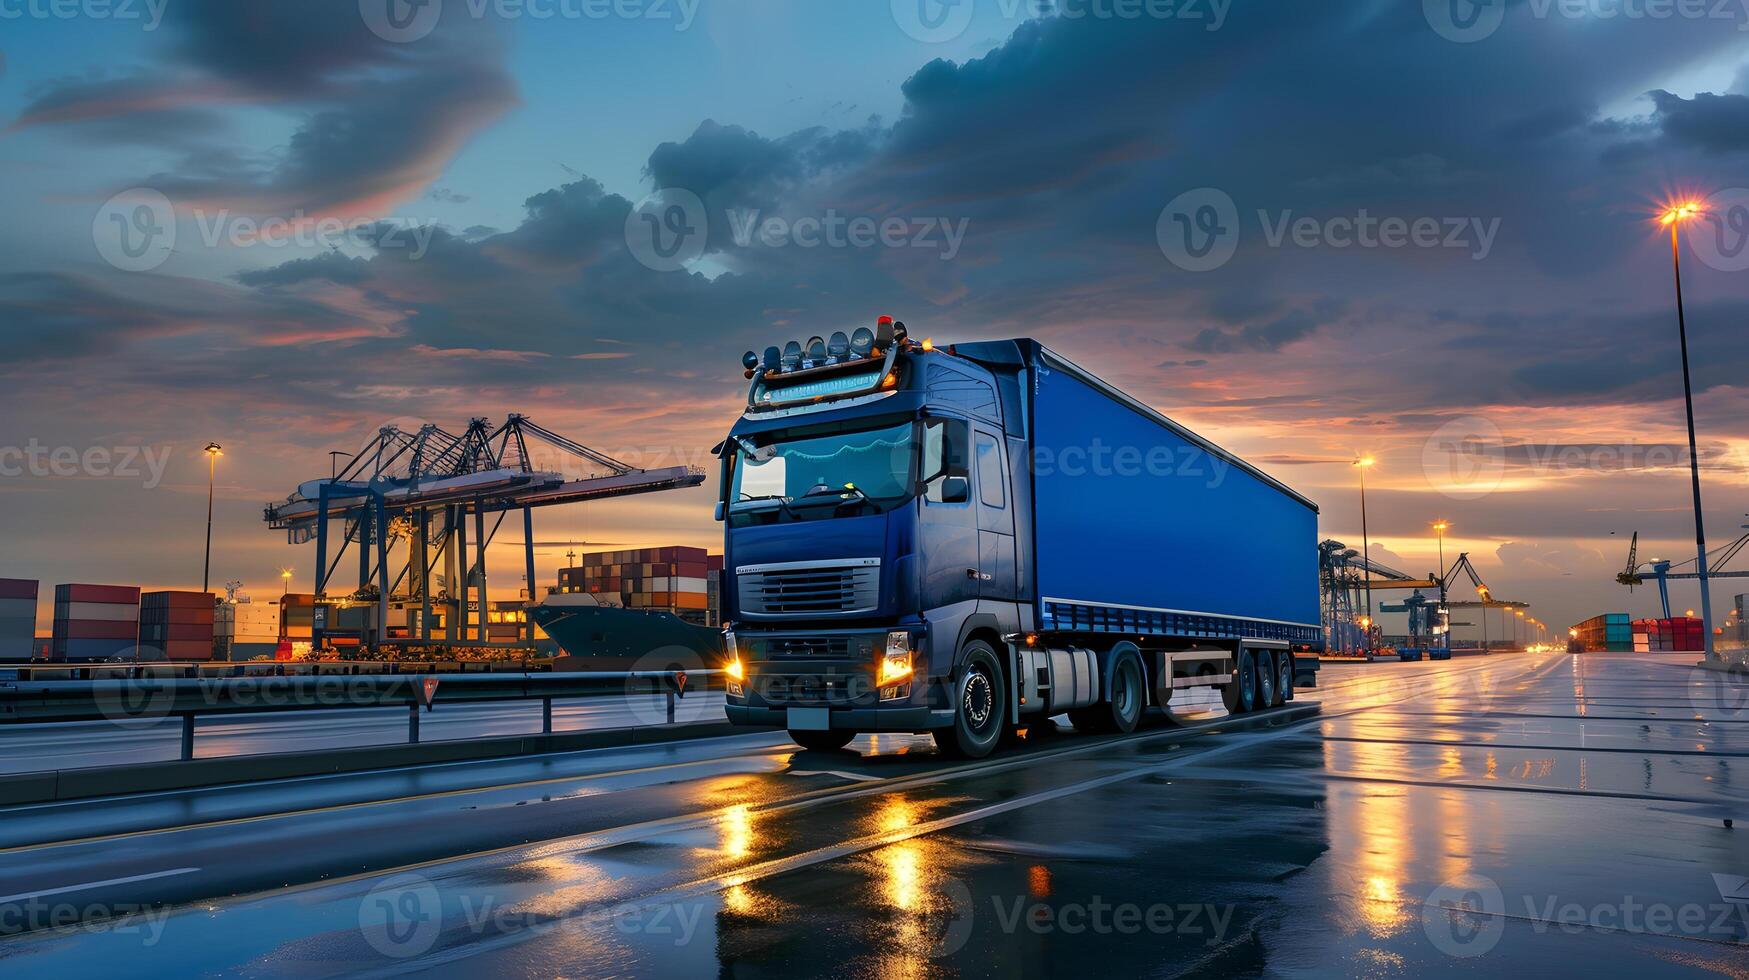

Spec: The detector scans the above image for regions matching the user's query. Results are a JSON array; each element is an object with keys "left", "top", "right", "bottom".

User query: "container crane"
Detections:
[{"left": 1617, "top": 525, "right": 1749, "bottom": 619}]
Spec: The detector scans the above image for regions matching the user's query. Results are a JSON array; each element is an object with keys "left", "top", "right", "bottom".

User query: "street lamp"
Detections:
[
  {"left": 1660, "top": 200, "right": 1716, "bottom": 663},
  {"left": 1354, "top": 456, "right": 1376, "bottom": 647},
  {"left": 1432, "top": 519, "right": 1450, "bottom": 650},
  {"left": 280, "top": 567, "right": 294, "bottom": 597},
  {"left": 1516, "top": 609, "right": 1526, "bottom": 648},
  {"left": 202, "top": 442, "right": 222, "bottom": 594}
]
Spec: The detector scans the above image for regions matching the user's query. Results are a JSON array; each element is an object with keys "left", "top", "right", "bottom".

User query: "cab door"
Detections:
[
  {"left": 971, "top": 427, "right": 1016, "bottom": 600},
  {"left": 918, "top": 418, "right": 978, "bottom": 609}
]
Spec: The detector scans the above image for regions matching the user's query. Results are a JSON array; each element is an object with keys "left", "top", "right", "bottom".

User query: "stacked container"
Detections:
[
  {"left": 1631, "top": 616, "right": 1705, "bottom": 652},
  {"left": 215, "top": 599, "right": 281, "bottom": 661},
  {"left": 0, "top": 578, "right": 38, "bottom": 662},
  {"left": 52, "top": 584, "right": 140, "bottom": 662},
  {"left": 1570, "top": 612, "right": 1632, "bottom": 652},
  {"left": 556, "top": 546, "right": 723, "bottom": 626},
  {"left": 141, "top": 591, "right": 215, "bottom": 661}
]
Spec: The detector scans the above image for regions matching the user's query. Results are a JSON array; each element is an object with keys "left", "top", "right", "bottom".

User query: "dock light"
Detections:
[
  {"left": 781, "top": 340, "right": 802, "bottom": 372},
  {"left": 828, "top": 331, "right": 850, "bottom": 362},
  {"left": 1660, "top": 201, "right": 1703, "bottom": 225},
  {"left": 850, "top": 326, "right": 875, "bottom": 358}
]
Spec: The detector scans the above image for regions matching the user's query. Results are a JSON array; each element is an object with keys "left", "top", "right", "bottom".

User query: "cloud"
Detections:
[{"left": 1647, "top": 89, "right": 1749, "bottom": 155}]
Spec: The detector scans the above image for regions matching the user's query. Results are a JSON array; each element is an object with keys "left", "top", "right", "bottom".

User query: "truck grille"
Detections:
[
  {"left": 737, "top": 559, "right": 879, "bottom": 617},
  {"left": 767, "top": 636, "right": 852, "bottom": 658}
]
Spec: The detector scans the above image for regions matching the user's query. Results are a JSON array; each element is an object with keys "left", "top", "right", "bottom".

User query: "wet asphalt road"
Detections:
[
  {"left": 0, "top": 652, "right": 1745, "bottom": 977},
  {"left": 0, "top": 693, "right": 730, "bottom": 773}
]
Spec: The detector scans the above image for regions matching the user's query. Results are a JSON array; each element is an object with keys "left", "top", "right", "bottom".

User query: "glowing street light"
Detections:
[
  {"left": 280, "top": 567, "right": 294, "bottom": 596},
  {"left": 1432, "top": 519, "right": 1450, "bottom": 650},
  {"left": 202, "top": 442, "right": 222, "bottom": 594},
  {"left": 1660, "top": 199, "right": 1717, "bottom": 663}
]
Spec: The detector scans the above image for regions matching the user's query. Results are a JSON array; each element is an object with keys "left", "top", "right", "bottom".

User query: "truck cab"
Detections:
[{"left": 718, "top": 317, "right": 1321, "bottom": 758}]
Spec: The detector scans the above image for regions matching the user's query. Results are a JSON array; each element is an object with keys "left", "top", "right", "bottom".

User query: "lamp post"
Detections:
[
  {"left": 1432, "top": 519, "right": 1450, "bottom": 650},
  {"left": 281, "top": 567, "right": 293, "bottom": 597},
  {"left": 1661, "top": 201, "right": 1717, "bottom": 663},
  {"left": 202, "top": 442, "right": 222, "bottom": 594},
  {"left": 1354, "top": 456, "right": 1376, "bottom": 649},
  {"left": 1516, "top": 609, "right": 1525, "bottom": 648}
]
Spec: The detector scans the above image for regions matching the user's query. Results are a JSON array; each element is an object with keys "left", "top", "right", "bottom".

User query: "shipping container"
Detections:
[
  {"left": 1570, "top": 612, "right": 1633, "bottom": 652},
  {"left": 55, "top": 583, "right": 141, "bottom": 605}
]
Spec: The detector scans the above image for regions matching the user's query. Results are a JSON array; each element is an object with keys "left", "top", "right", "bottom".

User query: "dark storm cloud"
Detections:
[
  {"left": 235, "top": 251, "right": 373, "bottom": 287},
  {"left": 9, "top": 1, "right": 516, "bottom": 219},
  {"left": 1648, "top": 90, "right": 1749, "bottom": 155}
]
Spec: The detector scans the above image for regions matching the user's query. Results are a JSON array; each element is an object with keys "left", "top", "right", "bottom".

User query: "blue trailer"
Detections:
[{"left": 717, "top": 320, "right": 1322, "bottom": 757}]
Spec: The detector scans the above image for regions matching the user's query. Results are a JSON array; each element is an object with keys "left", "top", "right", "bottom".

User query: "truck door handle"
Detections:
[{"left": 966, "top": 568, "right": 992, "bottom": 582}]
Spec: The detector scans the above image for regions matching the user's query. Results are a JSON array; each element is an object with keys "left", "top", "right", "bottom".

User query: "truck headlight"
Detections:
[
  {"left": 878, "top": 630, "right": 914, "bottom": 698},
  {"left": 724, "top": 631, "right": 744, "bottom": 697}
]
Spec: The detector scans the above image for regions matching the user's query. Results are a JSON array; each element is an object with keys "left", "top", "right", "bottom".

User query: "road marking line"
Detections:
[
  {"left": 786, "top": 769, "right": 881, "bottom": 782},
  {"left": 0, "top": 867, "right": 199, "bottom": 904}
]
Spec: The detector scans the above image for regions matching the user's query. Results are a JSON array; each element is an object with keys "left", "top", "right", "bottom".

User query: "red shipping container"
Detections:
[
  {"left": 162, "top": 641, "right": 213, "bottom": 661},
  {"left": 0, "top": 579, "right": 38, "bottom": 600},
  {"left": 61, "top": 620, "right": 138, "bottom": 640},
  {"left": 144, "top": 591, "right": 214, "bottom": 610},
  {"left": 60, "top": 584, "right": 141, "bottom": 604}
]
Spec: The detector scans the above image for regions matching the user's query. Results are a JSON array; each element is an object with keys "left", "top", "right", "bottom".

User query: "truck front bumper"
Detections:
[{"left": 726, "top": 703, "right": 955, "bottom": 731}]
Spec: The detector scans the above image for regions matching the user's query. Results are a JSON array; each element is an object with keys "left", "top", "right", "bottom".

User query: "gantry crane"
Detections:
[
  {"left": 1617, "top": 525, "right": 1749, "bottom": 619},
  {"left": 265, "top": 414, "right": 704, "bottom": 649}
]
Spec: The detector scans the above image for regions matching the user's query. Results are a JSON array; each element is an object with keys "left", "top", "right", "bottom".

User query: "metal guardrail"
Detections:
[
  {"left": 0, "top": 669, "right": 720, "bottom": 761},
  {"left": 0, "top": 660, "right": 555, "bottom": 682}
]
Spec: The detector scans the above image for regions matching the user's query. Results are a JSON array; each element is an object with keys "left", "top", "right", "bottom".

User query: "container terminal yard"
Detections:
[{"left": 5, "top": 4, "right": 1749, "bottom": 977}]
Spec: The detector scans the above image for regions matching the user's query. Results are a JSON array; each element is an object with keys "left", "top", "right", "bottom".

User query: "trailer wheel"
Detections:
[
  {"left": 1256, "top": 650, "right": 1276, "bottom": 709},
  {"left": 1069, "top": 651, "right": 1144, "bottom": 734},
  {"left": 788, "top": 729, "right": 856, "bottom": 752},
  {"left": 1276, "top": 654, "right": 1293, "bottom": 704},
  {"left": 1222, "top": 649, "right": 1257, "bottom": 714},
  {"left": 933, "top": 641, "right": 1006, "bottom": 759}
]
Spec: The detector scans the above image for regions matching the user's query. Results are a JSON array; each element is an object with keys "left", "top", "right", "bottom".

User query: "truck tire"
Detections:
[
  {"left": 788, "top": 729, "right": 855, "bottom": 752},
  {"left": 1221, "top": 648, "right": 1257, "bottom": 714},
  {"left": 1276, "top": 653, "right": 1293, "bottom": 704},
  {"left": 933, "top": 641, "right": 1006, "bottom": 759},
  {"left": 1256, "top": 650, "right": 1276, "bottom": 709},
  {"left": 1069, "top": 650, "right": 1144, "bottom": 734}
]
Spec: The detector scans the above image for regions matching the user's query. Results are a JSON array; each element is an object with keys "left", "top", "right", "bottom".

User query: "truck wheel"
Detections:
[
  {"left": 1221, "top": 649, "right": 1257, "bottom": 714},
  {"left": 1276, "top": 653, "right": 1293, "bottom": 704},
  {"left": 933, "top": 641, "right": 1006, "bottom": 759},
  {"left": 1069, "top": 651, "right": 1144, "bottom": 734},
  {"left": 788, "top": 729, "right": 855, "bottom": 752},
  {"left": 1256, "top": 650, "right": 1276, "bottom": 709}
]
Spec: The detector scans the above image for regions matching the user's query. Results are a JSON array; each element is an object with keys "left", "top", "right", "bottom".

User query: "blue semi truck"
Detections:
[{"left": 716, "top": 317, "right": 1322, "bottom": 757}]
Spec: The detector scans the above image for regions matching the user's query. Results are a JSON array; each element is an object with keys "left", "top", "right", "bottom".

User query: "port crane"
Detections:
[
  {"left": 265, "top": 414, "right": 704, "bottom": 649},
  {"left": 1617, "top": 525, "right": 1749, "bottom": 618},
  {"left": 1321, "top": 540, "right": 1523, "bottom": 654}
]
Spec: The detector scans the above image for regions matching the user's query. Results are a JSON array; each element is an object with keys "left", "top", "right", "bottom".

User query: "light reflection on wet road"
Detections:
[{"left": 0, "top": 652, "right": 1745, "bottom": 978}]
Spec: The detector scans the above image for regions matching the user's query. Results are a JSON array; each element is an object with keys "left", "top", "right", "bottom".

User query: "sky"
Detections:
[{"left": 2, "top": 0, "right": 1748, "bottom": 641}]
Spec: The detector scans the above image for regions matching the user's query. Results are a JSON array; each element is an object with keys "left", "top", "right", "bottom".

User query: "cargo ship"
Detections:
[{"left": 528, "top": 592, "right": 724, "bottom": 671}]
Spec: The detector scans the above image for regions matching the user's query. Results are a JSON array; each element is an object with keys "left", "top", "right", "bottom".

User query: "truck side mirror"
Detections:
[
  {"left": 714, "top": 501, "right": 726, "bottom": 522},
  {"left": 938, "top": 476, "right": 970, "bottom": 504}
]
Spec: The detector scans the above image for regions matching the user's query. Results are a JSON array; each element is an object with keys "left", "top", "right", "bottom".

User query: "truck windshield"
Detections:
[{"left": 730, "top": 421, "right": 914, "bottom": 518}]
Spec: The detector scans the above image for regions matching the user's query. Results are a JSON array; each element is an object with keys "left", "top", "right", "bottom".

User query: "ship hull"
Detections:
[{"left": 530, "top": 602, "right": 724, "bottom": 671}]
